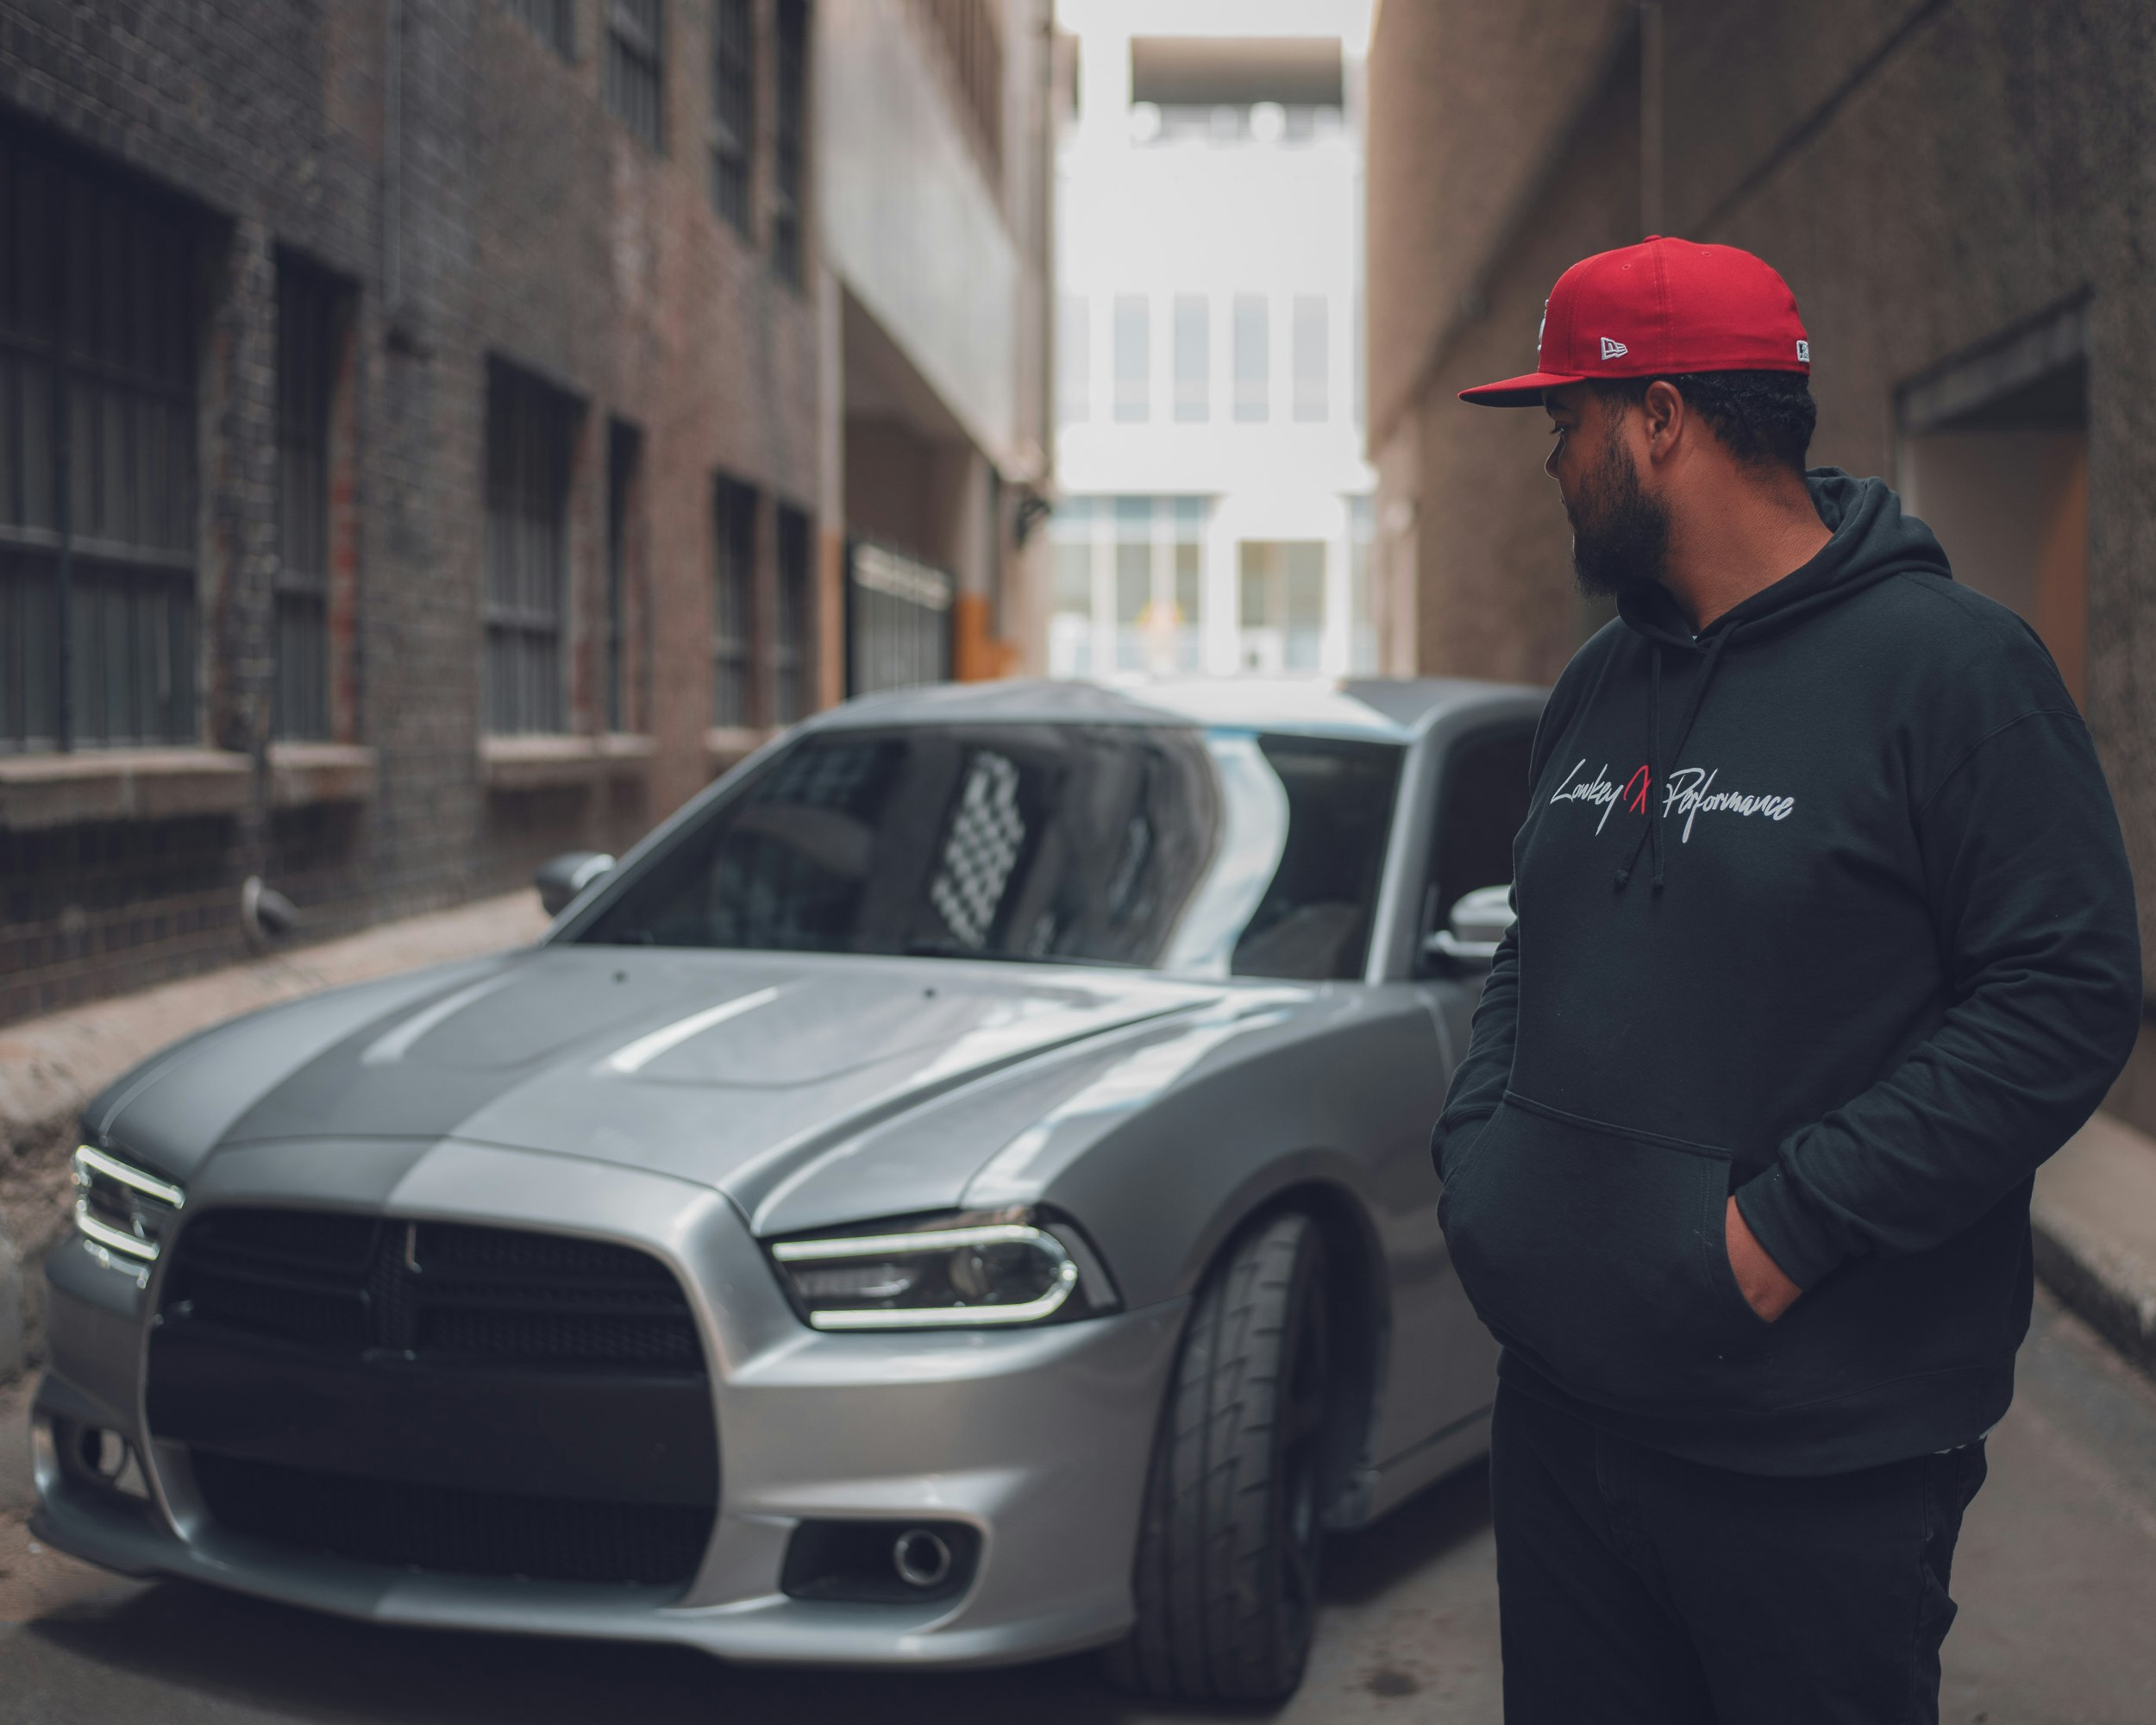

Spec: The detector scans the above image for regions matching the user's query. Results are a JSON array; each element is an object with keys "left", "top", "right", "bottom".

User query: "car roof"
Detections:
[{"left": 807, "top": 675, "right": 1545, "bottom": 743}]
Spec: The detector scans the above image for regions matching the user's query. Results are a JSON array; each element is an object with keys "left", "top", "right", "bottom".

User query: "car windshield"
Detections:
[{"left": 578, "top": 723, "right": 1403, "bottom": 981}]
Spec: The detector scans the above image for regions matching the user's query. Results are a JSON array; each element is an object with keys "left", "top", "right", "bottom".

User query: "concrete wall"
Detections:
[{"left": 819, "top": 0, "right": 1026, "bottom": 472}]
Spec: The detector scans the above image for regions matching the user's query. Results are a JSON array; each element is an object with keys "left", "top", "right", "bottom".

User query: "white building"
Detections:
[{"left": 1050, "top": 0, "right": 1377, "bottom": 681}]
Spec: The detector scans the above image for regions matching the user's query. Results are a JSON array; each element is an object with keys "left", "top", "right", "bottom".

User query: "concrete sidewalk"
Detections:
[
  {"left": 2033, "top": 1110, "right": 2156, "bottom": 1379},
  {"left": 0, "top": 893, "right": 549, "bottom": 1381}
]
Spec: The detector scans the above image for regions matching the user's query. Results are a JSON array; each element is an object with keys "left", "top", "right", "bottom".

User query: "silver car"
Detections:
[{"left": 29, "top": 675, "right": 1540, "bottom": 1703}]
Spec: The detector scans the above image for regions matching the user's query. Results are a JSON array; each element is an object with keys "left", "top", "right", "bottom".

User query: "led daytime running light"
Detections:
[
  {"left": 773, "top": 1223, "right": 1081, "bottom": 1330},
  {"left": 72, "top": 1144, "right": 184, "bottom": 1266},
  {"left": 73, "top": 1145, "right": 185, "bottom": 1211}
]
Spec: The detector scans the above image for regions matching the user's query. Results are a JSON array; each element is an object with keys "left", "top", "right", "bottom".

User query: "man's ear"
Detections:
[{"left": 1641, "top": 380, "right": 1686, "bottom": 463}]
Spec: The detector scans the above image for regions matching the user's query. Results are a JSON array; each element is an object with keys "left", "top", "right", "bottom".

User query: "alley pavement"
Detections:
[{"left": 3, "top": 1287, "right": 2153, "bottom": 1724}]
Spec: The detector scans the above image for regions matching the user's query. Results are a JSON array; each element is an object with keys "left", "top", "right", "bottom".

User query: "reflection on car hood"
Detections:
[{"left": 96, "top": 947, "right": 1249, "bottom": 1226}]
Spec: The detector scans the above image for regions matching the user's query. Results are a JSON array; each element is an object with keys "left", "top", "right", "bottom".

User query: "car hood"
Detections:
[{"left": 94, "top": 945, "right": 1242, "bottom": 1230}]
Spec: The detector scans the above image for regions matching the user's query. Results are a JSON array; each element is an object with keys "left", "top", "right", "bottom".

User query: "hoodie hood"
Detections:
[
  {"left": 1608, "top": 470, "right": 1953, "bottom": 890},
  {"left": 1616, "top": 469, "right": 1953, "bottom": 651}
]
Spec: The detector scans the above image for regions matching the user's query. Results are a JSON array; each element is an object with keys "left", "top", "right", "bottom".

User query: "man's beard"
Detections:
[{"left": 1568, "top": 430, "right": 1669, "bottom": 599}]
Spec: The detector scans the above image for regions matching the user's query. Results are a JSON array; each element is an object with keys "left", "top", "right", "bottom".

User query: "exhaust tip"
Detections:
[{"left": 892, "top": 1527, "right": 955, "bottom": 1590}]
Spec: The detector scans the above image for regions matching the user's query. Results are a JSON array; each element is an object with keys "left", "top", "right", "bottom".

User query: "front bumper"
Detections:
[{"left": 30, "top": 1136, "right": 1187, "bottom": 1667}]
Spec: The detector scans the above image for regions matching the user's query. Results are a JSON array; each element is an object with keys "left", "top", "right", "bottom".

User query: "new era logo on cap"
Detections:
[{"left": 1463, "top": 237, "right": 1812, "bottom": 406}]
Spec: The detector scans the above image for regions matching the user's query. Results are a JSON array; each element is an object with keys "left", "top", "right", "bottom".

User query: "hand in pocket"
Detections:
[{"left": 1725, "top": 1197, "right": 1802, "bottom": 1321}]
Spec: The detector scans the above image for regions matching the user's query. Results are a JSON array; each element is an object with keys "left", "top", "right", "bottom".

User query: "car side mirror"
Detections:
[
  {"left": 536, "top": 850, "right": 615, "bottom": 917},
  {"left": 1421, "top": 884, "right": 1514, "bottom": 969}
]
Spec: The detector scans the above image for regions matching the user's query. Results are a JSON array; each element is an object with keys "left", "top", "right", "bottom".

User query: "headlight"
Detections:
[
  {"left": 769, "top": 1208, "right": 1119, "bottom": 1331},
  {"left": 71, "top": 1144, "right": 185, "bottom": 1273}
]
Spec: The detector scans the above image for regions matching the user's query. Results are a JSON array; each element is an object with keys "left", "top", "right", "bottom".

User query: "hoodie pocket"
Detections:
[{"left": 1439, "top": 1095, "right": 1765, "bottom": 1408}]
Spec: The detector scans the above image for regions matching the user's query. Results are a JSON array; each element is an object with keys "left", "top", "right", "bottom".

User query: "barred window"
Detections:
[
  {"left": 774, "top": 503, "right": 812, "bottom": 723},
  {"left": 483, "top": 363, "right": 579, "bottom": 735},
  {"left": 605, "top": 420, "right": 641, "bottom": 733},
  {"left": 773, "top": 0, "right": 809, "bottom": 285},
  {"left": 712, "top": 476, "right": 756, "bottom": 726},
  {"left": 0, "top": 130, "right": 198, "bottom": 752},
  {"left": 275, "top": 260, "right": 337, "bottom": 741},
  {"left": 504, "top": 0, "right": 573, "bottom": 56},
  {"left": 605, "top": 0, "right": 665, "bottom": 149},
  {"left": 711, "top": 0, "right": 755, "bottom": 235}
]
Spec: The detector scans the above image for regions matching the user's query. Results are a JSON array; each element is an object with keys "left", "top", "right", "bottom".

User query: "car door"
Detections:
[{"left": 1371, "top": 718, "right": 1537, "bottom": 1472}]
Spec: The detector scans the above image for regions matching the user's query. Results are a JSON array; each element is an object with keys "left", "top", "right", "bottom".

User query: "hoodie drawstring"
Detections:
[{"left": 1614, "top": 625, "right": 1738, "bottom": 893}]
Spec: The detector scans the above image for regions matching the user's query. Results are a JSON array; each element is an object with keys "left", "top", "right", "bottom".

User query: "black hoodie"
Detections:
[{"left": 1432, "top": 469, "right": 2141, "bottom": 1475}]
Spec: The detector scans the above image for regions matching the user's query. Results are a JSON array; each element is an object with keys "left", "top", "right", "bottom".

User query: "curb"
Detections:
[{"left": 2031, "top": 1113, "right": 2156, "bottom": 1380}]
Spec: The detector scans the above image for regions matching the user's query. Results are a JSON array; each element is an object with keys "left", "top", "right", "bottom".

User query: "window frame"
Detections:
[
  {"left": 604, "top": 418, "right": 642, "bottom": 735},
  {"left": 503, "top": 0, "right": 574, "bottom": 57},
  {"left": 774, "top": 501, "right": 813, "bottom": 723},
  {"left": 1233, "top": 293, "right": 1269, "bottom": 423},
  {"left": 1112, "top": 294, "right": 1150, "bottom": 424},
  {"left": 1173, "top": 293, "right": 1209, "bottom": 423},
  {"left": 710, "top": 0, "right": 755, "bottom": 235},
  {"left": 273, "top": 256, "right": 341, "bottom": 742},
  {"left": 604, "top": 0, "right": 667, "bottom": 150},
  {"left": 712, "top": 474, "right": 757, "bottom": 727},
  {"left": 482, "top": 361, "right": 581, "bottom": 737},
  {"left": 1292, "top": 293, "right": 1329, "bottom": 423},
  {"left": 0, "top": 129, "right": 201, "bottom": 754},
  {"left": 772, "top": 0, "right": 810, "bottom": 287}
]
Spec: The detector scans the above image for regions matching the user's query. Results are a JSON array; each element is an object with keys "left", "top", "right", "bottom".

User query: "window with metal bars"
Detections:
[
  {"left": 0, "top": 128, "right": 199, "bottom": 752},
  {"left": 275, "top": 260, "right": 337, "bottom": 741},
  {"left": 712, "top": 475, "right": 756, "bottom": 727},
  {"left": 710, "top": 0, "right": 755, "bottom": 235},
  {"left": 504, "top": 0, "right": 573, "bottom": 56},
  {"left": 483, "top": 363, "right": 580, "bottom": 736},
  {"left": 605, "top": 420, "right": 641, "bottom": 733},
  {"left": 773, "top": 0, "right": 809, "bottom": 286},
  {"left": 605, "top": 0, "right": 665, "bottom": 149},
  {"left": 774, "top": 504, "right": 812, "bottom": 724}
]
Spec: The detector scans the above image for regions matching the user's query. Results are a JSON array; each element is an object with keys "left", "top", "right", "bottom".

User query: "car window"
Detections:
[
  {"left": 578, "top": 724, "right": 1402, "bottom": 981},
  {"left": 1425, "top": 724, "right": 1535, "bottom": 932}
]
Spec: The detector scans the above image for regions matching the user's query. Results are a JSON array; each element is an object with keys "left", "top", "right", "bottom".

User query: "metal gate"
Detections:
[{"left": 846, "top": 539, "right": 954, "bottom": 697}]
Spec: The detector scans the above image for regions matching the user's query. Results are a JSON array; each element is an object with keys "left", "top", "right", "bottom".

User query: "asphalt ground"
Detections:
[{"left": 3, "top": 1285, "right": 2153, "bottom": 1724}]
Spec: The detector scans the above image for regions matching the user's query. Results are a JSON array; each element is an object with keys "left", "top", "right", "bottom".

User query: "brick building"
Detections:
[
  {"left": 1363, "top": 0, "right": 2156, "bottom": 1132},
  {"left": 0, "top": 0, "right": 1053, "bottom": 1023}
]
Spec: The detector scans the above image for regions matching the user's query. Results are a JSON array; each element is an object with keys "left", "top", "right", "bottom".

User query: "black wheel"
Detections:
[{"left": 1105, "top": 1211, "right": 1333, "bottom": 1703}]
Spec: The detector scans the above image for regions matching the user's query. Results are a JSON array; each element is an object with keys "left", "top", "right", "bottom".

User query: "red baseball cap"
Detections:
[{"left": 1459, "top": 236, "right": 1810, "bottom": 406}]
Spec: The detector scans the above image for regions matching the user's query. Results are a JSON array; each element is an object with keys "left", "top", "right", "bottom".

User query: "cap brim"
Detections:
[{"left": 1457, "top": 370, "right": 1586, "bottom": 406}]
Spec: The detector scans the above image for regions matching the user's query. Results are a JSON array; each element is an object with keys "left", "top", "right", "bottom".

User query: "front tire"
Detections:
[{"left": 1105, "top": 1211, "right": 1332, "bottom": 1703}]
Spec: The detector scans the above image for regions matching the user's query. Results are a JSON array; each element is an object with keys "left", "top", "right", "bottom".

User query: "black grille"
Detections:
[
  {"left": 152, "top": 1208, "right": 718, "bottom": 1590},
  {"left": 191, "top": 1453, "right": 711, "bottom": 1586},
  {"left": 163, "top": 1209, "right": 700, "bottom": 1367}
]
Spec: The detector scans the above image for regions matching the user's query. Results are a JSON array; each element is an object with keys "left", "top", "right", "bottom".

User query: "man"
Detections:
[{"left": 1432, "top": 235, "right": 2141, "bottom": 1723}]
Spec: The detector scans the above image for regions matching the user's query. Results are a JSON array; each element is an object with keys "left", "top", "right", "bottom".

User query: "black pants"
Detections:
[{"left": 1490, "top": 1381, "right": 1987, "bottom": 1725}]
